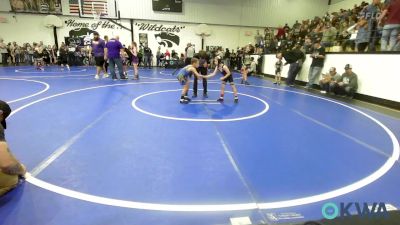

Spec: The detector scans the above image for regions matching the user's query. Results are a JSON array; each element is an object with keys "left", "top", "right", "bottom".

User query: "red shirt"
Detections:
[
  {"left": 386, "top": 0, "right": 400, "bottom": 24},
  {"left": 276, "top": 28, "right": 286, "bottom": 38}
]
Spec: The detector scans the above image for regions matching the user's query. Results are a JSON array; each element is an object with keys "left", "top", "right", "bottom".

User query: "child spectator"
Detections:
[
  {"left": 240, "top": 64, "right": 250, "bottom": 85},
  {"left": 274, "top": 53, "right": 283, "bottom": 85},
  {"left": 121, "top": 48, "right": 130, "bottom": 77}
]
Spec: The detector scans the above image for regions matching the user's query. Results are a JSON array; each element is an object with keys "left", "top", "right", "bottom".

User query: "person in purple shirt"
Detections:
[
  {"left": 90, "top": 32, "right": 108, "bottom": 79},
  {"left": 105, "top": 35, "right": 127, "bottom": 80}
]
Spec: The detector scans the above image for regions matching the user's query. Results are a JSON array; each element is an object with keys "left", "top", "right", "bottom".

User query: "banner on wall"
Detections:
[
  {"left": 132, "top": 20, "right": 263, "bottom": 57},
  {"left": 135, "top": 22, "right": 186, "bottom": 50},
  {"left": 63, "top": 19, "right": 127, "bottom": 47},
  {"left": 9, "top": 0, "right": 62, "bottom": 14}
]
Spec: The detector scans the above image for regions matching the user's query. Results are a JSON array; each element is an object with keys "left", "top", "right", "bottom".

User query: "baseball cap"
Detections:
[
  {"left": 344, "top": 64, "right": 352, "bottom": 69},
  {"left": 0, "top": 100, "right": 11, "bottom": 129},
  {"left": 93, "top": 31, "right": 99, "bottom": 36}
]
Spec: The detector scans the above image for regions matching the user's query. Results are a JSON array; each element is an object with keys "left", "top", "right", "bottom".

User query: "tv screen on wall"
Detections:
[{"left": 152, "top": 0, "right": 182, "bottom": 12}]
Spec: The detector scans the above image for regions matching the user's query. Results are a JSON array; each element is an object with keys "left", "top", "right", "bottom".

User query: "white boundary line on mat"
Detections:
[
  {"left": 1, "top": 78, "right": 50, "bottom": 104},
  {"left": 8, "top": 82, "right": 399, "bottom": 212},
  {"left": 15, "top": 68, "right": 87, "bottom": 73}
]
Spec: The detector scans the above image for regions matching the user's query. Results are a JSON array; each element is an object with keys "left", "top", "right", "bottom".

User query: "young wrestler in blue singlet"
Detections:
[{"left": 176, "top": 58, "right": 217, "bottom": 104}]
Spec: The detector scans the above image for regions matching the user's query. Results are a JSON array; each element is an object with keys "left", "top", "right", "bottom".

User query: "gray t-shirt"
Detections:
[
  {"left": 254, "top": 34, "right": 263, "bottom": 45},
  {"left": 186, "top": 46, "right": 195, "bottom": 58},
  {"left": 331, "top": 72, "right": 341, "bottom": 82},
  {"left": 339, "top": 72, "right": 358, "bottom": 90}
]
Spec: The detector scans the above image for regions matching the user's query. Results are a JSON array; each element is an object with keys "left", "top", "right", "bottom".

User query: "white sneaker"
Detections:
[
  {"left": 95, "top": 75, "right": 100, "bottom": 80},
  {"left": 103, "top": 73, "right": 109, "bottom": 78},
  {"left": 320, "top": 90, "right": 327, "bottom": 94}
]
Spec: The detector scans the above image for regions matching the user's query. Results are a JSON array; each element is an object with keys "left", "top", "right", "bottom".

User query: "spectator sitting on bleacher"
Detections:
[
  {"left": 276, "top": 25, "right": 286, "bottom": 39},
  {"left": 354, "top": 18, "right": 370, "bottom": 52},
  {"left": 264, "top": 27, "right": 274, "bottom": 46},
  {"left": 379, "top": 0, "right": 400, "bottom": 51},
  {"left": 321, "top": 22, "right": 338, "bottom": 49},
  {"left": 319, "top": 67, "right": 341, "bottom": 94},
  {"left": 341, "top": 21, "right": 357, "bottom": 51},
  {"left": 333, "top": 64, "right": 358, "bottom": 98},
  {"left": 395, "top": 33, "right": 400, "bottom": 50},
  {"left": 303, "top": 35, "right": 313, "bottom": 53},
  {"left": 362, "top": 0, "right": 382, "bottom": 52}
]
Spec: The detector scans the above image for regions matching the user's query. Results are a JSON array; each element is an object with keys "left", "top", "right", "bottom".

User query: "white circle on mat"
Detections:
[
  {"left": 0, "top": 78, "right": 50, "bottom": 103},
  {"left": 131, "top": 89, "right": 269, "bottom": 122},
  {"left": 15, "top": 67, "right": 87, "bottom": 73}
]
